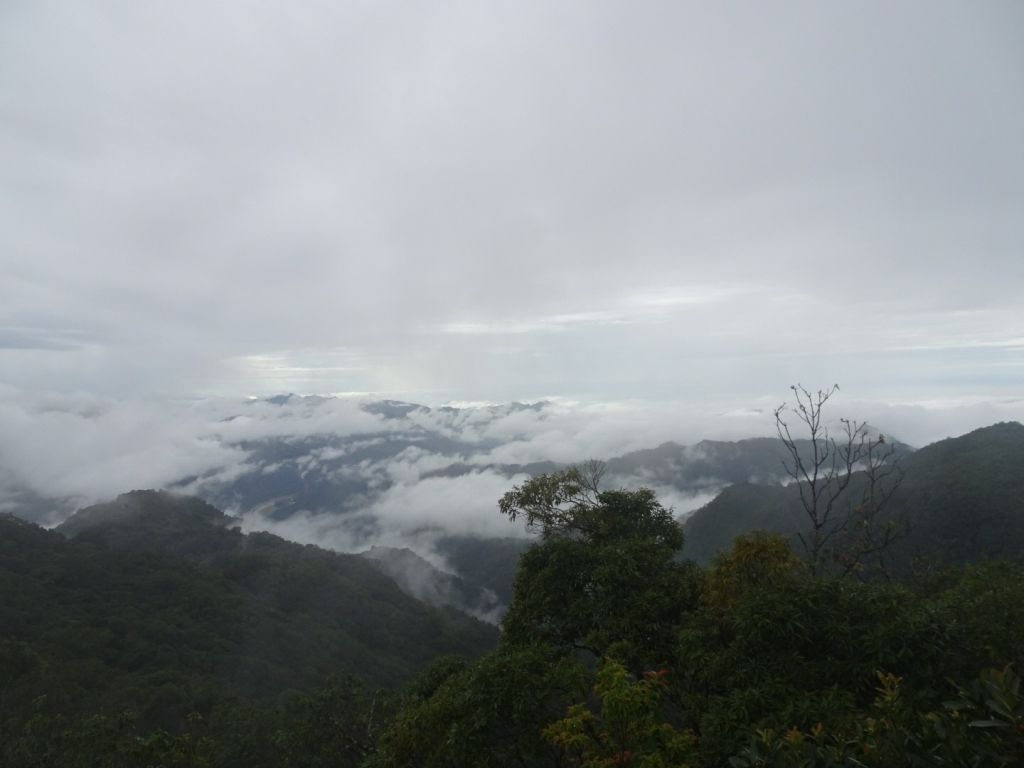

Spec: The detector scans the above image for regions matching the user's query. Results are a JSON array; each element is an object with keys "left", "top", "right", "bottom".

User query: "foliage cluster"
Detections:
[{"left": 374, "top": 468, "right": 1024, "bottom": 768}]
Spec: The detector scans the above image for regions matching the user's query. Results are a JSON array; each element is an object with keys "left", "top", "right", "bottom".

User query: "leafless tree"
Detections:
[
  {"left": 835, "top": 432, "right": 905, "bottom": 579},
  {"left": 775, "top": 384, "right": 904, "bottom": 576}
]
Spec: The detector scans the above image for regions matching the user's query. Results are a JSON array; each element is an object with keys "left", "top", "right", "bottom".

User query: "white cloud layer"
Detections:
[
  {"left": 2, "top": 388, "right": 1022, "bottom": 533},
  {"left": 0, "top": 2, "right": 1021, "bottom": 404}
]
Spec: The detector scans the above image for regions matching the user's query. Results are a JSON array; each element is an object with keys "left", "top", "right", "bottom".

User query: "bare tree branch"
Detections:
[{"left": 775, "top": 384, "right": 903, "bottom": 577}]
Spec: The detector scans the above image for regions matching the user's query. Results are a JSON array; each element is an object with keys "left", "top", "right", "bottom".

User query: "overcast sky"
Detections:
[{"left": 2, "top": 1, "right": 1022, "bottom": 410}]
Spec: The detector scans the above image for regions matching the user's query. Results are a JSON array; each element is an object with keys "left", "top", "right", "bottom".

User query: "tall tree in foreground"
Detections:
[{"left": 498, "top": 462, "right": 700, "bottom": 669}]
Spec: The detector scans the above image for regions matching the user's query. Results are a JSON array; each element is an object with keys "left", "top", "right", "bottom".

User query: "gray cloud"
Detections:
[
  {"left": 0, "top": 1, "right": 1021, "bottom": 404},
  {"left": 0, "top": 326, "right": 87, "bottom": 351}
]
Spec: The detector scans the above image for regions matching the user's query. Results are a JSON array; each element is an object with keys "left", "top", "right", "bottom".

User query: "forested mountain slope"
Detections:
[
  {"left": 606, "top": 435, "right": 911, "bottom": 488},
  {"left": 683, "top": 421, "right": 1024, "bottom": 566},
  {"left": 1, "top": 491, "right": 497, "bottom": 756}
]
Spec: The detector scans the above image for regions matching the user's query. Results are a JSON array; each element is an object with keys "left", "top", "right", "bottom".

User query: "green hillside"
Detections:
[
  {"left": 683, "top": 422, "right": 1024, "bottom": 568},
  {"left": 1, "top": 492, "right": 497, "bottom": 766}
]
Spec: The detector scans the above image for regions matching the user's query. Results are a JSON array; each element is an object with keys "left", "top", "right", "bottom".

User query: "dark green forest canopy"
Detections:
[
  {"left": 373, "top": 465, "right": 1024, "bottom": 768},
  {"left": 1, "top": 492, "right": 497, "bottom": 766}
]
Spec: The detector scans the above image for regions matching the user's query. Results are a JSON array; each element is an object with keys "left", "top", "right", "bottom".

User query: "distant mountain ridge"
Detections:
[
  {"left": 605, "top": 434, "right": 912, "bottom": 492},
  {"left": 180, "top": 401, "right": 875, "bottom": 535},
  {"left": 683, "top": 421, "right": 1024, "bottom": 568}
]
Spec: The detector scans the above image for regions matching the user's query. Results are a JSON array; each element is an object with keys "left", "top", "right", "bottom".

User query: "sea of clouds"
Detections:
[{"left": 2, "top": 385, "right": 1022, "bottom": 556}]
